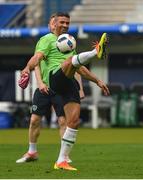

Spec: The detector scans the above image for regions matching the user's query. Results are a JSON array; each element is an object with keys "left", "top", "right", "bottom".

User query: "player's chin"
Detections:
[{"left": 61, "top": 29, "right": 68, "bottom": 34}]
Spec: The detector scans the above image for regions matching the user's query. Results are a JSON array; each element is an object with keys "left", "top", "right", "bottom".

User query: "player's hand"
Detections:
[
  {"left": 18, "top": 72, "right": 30, "bottom": 89},
  {"left": 97, "top": 80, "right": 110, "bottom": 96},
  {"left": 92, "top": 41, "right": 99, "bottom": 48},
  {"left": 39, "top": 82, "right": 49, "bottom": 94},
  {"left": 21, "top": 66, "right": 30, "bottom": 76}
]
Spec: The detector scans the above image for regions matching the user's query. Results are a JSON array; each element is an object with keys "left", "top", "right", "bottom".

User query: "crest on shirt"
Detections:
[{"left": 32, "top": 105, "right": 37, "bottom": 111}]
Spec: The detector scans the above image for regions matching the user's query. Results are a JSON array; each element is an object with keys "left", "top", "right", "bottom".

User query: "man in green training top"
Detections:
[
  {"left": 16, "top": 14, "right": 84, "bottom": 164},
  {"left": 20, "top": 12, "right": 109, "bottom": 171}
]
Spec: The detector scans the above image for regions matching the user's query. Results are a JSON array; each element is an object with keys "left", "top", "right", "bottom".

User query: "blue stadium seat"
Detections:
[
  {"left": 0, "top": 4, "right": 26, "bottom": 28},
  {"left": 43, "top": 0, "right": 81, "bottom": 24}
]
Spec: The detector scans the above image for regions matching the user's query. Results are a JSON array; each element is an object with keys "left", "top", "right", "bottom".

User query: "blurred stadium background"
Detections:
[{"left": 0, "top": 0, "right": 143, "bottom": 129}]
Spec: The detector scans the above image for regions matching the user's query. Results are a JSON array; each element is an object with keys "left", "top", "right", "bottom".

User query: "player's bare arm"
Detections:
[
  {"left": 77, "top": 66, "right": 110, "bottom": 96},
  {"left": 35, "top": 65, "right": 49, "bottom": 94},
  {"left": 22, "top": 52, "right": 44, "bottom": 75},
  {"left": 74, "top": 72, "right": 85, "bottom": 99}
]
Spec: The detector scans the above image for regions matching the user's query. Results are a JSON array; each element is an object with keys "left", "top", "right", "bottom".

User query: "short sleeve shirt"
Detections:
[{"left": 35, "top": 33, "right": 76, "bottom": 86}]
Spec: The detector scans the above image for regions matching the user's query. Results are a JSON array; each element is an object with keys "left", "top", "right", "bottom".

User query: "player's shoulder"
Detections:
[{"left": 40, "top": 33, "right": 55, "bottom": 41}]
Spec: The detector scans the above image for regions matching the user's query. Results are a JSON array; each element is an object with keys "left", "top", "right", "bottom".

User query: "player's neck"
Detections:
[{"left": 52, "top": 30, "right": 61, "bottom": 37}]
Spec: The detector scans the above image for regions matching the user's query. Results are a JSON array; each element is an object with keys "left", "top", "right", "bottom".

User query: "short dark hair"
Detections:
[{"left": 55, "top": 12, "right": 70, "bottom": 18}]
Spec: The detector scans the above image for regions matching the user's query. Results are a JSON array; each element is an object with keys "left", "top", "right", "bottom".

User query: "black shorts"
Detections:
[
  {"left": 49, "top": 69, "right": 80, "bottom": 105},
  {"left": 32, "top": 88, "right": 65, "bottom": 117}
]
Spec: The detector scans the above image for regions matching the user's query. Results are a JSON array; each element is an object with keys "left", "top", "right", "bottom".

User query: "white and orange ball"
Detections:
[{"left": 56, "top": 33, "right": 76, "bottom": 53}]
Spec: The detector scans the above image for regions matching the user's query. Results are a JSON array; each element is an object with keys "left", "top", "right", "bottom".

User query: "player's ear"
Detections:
[{"left": 53, "top": 18, "right": 56, "bottom": 26}]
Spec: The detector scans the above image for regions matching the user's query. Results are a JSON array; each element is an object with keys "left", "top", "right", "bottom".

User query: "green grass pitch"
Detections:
[{"left": 0, "top": 128, "right": 143, "bottom": 179}]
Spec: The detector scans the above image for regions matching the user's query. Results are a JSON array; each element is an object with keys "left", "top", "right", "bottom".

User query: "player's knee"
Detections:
[
  {"left": 30, "top": 118, "right": 40, "bottom": 128},
  {"left": 58, "top": 116, "right": 66, "bottom": 127},
  {"left": 67, "top": 114, "right": 80, "bottom": 128},
  {"left": 61, "top": 57, "right": 76, "bottom": 77}
]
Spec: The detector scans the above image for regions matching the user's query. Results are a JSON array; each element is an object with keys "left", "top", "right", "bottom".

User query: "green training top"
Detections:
[{"left": 35, "top": 33, "right": 76, "bottom": 86}]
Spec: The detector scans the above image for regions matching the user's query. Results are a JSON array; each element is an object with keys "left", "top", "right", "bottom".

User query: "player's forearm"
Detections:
[
  {"left": 74, "top": 72, "right": 83, "bottom": 91},
  {"left": 27, "top": 55, "right": 40, "bottom": 71},
  {"left": 25, "top": 52, "right": 44, "bottom": 72},
  {"left": 35, "top": 66, "right": 43, "bottom": 86},
  {"left": 77, "top": 66, "right": 100, "bottom": 84},
  {"left": 75, "top": 72, "right": 85, "bottom": 99}
]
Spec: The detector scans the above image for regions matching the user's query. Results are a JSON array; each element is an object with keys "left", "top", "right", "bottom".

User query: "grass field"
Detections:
[{"left": 0, "top": 128, "right": 143, "bottom": 179}]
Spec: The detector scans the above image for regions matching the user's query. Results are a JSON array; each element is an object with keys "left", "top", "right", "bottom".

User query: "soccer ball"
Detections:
[{"left": 56, "top": 33, "right": 76, "bottom": 53}]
